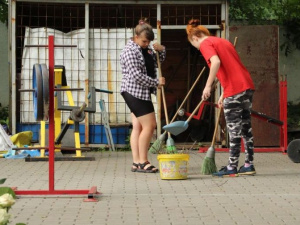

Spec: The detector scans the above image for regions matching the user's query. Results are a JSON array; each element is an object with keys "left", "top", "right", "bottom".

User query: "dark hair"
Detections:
[{"left": 135, "top": 18, "right": 154, "bottom": 41}]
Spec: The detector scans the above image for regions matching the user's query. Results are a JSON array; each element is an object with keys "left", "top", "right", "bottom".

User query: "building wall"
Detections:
[
  {"left": 279, "top": 26, "right": 300, "bottom": 104},
  {"left": 0, "top": 22, "right": 9, "bottom": 107}
]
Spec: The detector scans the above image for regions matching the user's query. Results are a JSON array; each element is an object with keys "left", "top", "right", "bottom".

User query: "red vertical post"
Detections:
[
  {"left": 48, "top": 36, "right": 55, "bottom": 191},
  {"left": 279, "top": 77, "right": 284, "bottom": 148},
  {"left": 14, "top": 35, "right": 98, "bottom": 199},
  {"left": 282, "top": 77, "right": 288, "bottom": 152},
  {"left": 279, "top": 78, "right": 283, "bottom": 149},
  {"left": 279, "top": 76, "right": 288, "bottom": 152}
]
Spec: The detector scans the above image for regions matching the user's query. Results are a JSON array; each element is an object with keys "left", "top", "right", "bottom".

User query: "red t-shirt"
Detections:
[{"left": 199, "top": 36, "right": 255, "bottom": 98}]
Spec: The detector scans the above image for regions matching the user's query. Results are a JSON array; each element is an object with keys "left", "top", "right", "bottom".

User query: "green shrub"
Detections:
[{"left": 0, "top": 104, "right": 9, "bottom": 125}]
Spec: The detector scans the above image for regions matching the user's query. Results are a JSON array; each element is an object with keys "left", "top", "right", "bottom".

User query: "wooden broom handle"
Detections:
[
  {"left": 234, "top": 37, "right": 238, "bottom": 47},
  {"left": 156, "top": 52, "right": 170, "bottom": 125},
  {"left": 186, "top": 79, "right": 219, "bottom": 122},
  {"left": 170, "top": 66, "right": 206, "bottom": 123},
  {"left": 186, "top": 99, "right": 205, "bottom": 122},
  {"left": 161, "top": 67, "right": 206, "bottom": 135},
  {"left": 211, "top": 107, "right": 222, "bottom": 145}
]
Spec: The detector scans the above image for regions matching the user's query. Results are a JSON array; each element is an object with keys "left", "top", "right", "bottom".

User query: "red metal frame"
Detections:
[
  {"left": 197, "top": 78, "right": 288, "bottom": 153},
  {"left": 14, "top": 36, "right": 100, "bottom": 201},
  {"left": 280, "top": 76, "right": 288, "bottom": 153}
]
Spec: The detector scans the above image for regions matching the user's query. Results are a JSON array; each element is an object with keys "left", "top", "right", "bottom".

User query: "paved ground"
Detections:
[{"left": 1, "top": 150, "right": 300, "bottom": 225}]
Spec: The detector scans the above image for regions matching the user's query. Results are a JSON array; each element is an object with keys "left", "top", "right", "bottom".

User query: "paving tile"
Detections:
[{"left": 1, "top": 152, "right": 300, "bottom": 225}]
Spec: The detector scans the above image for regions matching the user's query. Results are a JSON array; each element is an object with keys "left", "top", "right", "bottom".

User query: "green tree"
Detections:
[
  {"left": 229, "top": 0, "right": 279, "bottom": 24},
  {"left": 277, "top": 0, "right": 300, "bottom": 55},
  {"left": 0, "top": 0, "right": 8, "bottom": 25},
  {"left": 229, "top": 0, "right": 300, "bottom": 55}
]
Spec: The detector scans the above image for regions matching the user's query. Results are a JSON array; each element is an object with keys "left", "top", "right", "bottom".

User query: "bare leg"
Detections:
[
  {"left": 130, "top": 112, "right": 157, "bottom": 171},
  {"left": 130, "top": 113, "right": 142, "bottom": 170},
  {"left": 136, "top": 112, "right": 157, "bottom": 170}
]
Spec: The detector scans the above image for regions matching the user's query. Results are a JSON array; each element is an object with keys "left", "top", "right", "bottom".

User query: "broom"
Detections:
[
  {"left": 150, "top": 52, "right": 176, "bottom": 153},
  {"left": 149, "top": 66, "right": 206, "bottom": 153},
  {"left": 157, "top": 52, "right": 177, "bottom": 153},
  {"left": 163, "top": 101, "right": 177, "bottom": 153},
  {"left": 162, "top": 88, "right": 177, "bottom": 153},
  {"left": 201, "top": 105, "right": 222, "bottom": 175}
]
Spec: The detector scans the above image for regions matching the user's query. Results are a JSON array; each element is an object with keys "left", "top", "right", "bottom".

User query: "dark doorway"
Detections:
[{"left": 161, "top": 29, "right": 214, "bottom": 143}]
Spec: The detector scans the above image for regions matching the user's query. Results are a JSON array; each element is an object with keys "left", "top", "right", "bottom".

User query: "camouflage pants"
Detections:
[{"left": 223, "top": 89, "right": 254, "bottom": 168}]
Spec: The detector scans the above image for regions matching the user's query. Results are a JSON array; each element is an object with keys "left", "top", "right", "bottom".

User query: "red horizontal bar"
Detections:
[
  {"left": 14, "top": 190, "right": 90, "bottom": 195},
  {"left": 25, "top": 45, "right": 77, "bottom": 48},
  {"left": 199, "top": 147, "right": 285, "bottom": 153},
  {"left": 12, "top": 147, "right": 90, "bottom": 151}
]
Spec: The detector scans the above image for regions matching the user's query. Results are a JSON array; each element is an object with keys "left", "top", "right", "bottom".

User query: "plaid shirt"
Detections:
[{"left": 120, "top": 40, "right": 166, "bottom": 101}]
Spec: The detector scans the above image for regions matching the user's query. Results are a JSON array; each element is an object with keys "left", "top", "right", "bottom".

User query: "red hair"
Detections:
[{"left": 186, "top": 19, "right": 210, "bottom": 41}]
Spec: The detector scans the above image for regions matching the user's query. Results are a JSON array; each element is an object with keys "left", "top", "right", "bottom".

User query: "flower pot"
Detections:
[{"left": 157, "top": 154, "right": 189, "bottom": 180}]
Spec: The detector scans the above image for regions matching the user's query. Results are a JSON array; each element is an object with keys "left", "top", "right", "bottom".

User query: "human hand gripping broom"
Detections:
[{"left": 149, "top": 66, "right": 206, "bottom": 153}]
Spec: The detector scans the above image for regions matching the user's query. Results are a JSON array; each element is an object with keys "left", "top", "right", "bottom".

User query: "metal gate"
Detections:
[{"left": 229, "top": 25, "right": 280, "bottom": 147}]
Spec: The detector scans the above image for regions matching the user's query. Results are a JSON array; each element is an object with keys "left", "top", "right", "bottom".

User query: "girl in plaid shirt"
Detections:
[{"left": 120, "top": 18, "right": 166, "bottom": 173}]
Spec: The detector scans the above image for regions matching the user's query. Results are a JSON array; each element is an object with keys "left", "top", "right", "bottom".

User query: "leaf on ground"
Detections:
[
  {"left": 0, "top": 187, "right": 16, "bottom": 198},
  {"left": 0, "top": 178, "right": 6, "bottom": 184}
]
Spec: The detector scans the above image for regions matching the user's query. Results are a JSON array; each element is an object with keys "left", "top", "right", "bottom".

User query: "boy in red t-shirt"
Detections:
[{"left": 186, "top": 19, "right": 256, "bottom": 177}]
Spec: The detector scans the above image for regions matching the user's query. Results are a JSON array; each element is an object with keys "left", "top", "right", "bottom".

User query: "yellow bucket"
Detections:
[{"left": 157, "top": 154, "right": 190, "bottom": 180}]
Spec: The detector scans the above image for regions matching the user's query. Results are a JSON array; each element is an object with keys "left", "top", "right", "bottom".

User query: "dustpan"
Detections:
[
  {"left": 163, "top": 79, "right": 219, "bottom": 136},
  {"left": 163, "top": 99, "right": 205, "bottom": 135}
]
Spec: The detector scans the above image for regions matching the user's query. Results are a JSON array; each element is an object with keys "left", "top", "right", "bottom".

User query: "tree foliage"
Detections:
[
  {"left": 229, "top": 0, "right": 300, "bottom": 56},
  {"left": 229, "top": 0, "right": 279, "bottom": 24},
  {"left": 0, "top": 0, "right": 8, "bottom": 24}
]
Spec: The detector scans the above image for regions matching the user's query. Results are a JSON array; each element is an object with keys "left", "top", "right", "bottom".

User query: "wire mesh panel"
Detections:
[
  {"left": 89, "top": 4, "right": 157, "bottom": 28},
  {"left": 88, "top": 4, "right": 157, "bottom": 126},
  {"left": 16, "top": 2, "right": 85, "bottom": 73},
  {"left": 161, "top": 4, "right": 221, "bottom": 25},
  {"left": 17, "top": 2, "right": 86, "bottom": 124},
  {"left": 21, "top": 27, "right": 86, "bottom": 122},
  {"left": 88, "top": 28, "right": 128, "bottom": 125}
]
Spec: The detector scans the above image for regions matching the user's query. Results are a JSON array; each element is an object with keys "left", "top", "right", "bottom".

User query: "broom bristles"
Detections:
[
  {"left": 201, "top": 146, "right": 217, "bottom": 175},
  {"left": 201, "top": 156, "right": 217, "bottom": 175},
  {"left": 149, "top": 139, "right": 163, "bottom": 154},
  {"left": 166, "top": 136, "right": 177, "bottom": 154},
  {"left": 149, "top": 133, "right": 166, "bottom": 154},
  {"left": 166, "top": 145, "right": 177, "bottom": 154}
]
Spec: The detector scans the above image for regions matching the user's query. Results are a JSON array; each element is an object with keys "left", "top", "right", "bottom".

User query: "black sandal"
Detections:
[
  {"left": 131, "top": 162, "right": 139, "bottom": 172},
  {"left": 137, "top": 161, "right": 159, "bottom": 173}
]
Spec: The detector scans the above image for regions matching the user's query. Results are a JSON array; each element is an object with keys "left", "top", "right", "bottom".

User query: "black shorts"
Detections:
[{"left": 121, "top": 92, "right": 154, "bottom": 117}]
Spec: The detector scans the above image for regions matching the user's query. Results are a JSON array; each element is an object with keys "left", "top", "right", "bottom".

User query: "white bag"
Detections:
[{"left": 0, "top": 125, "right": 14, "bottom": 151}]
